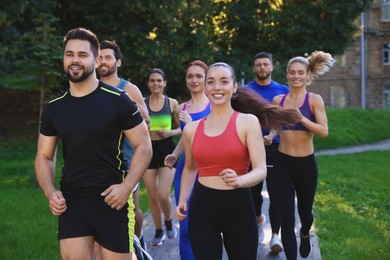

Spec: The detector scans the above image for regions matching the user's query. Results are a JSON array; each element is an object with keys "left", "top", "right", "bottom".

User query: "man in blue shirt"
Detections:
[{"left": 246, "top": 52, "right": 289, "bottom": 255}]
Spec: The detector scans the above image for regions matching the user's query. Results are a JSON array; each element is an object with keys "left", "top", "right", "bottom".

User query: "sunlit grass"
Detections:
[
  {"left": 315, "top": 151, "right": 390, "bottom": 259},
  {"left": 1, "top": 108, "right": 389, "bottom": 258}
]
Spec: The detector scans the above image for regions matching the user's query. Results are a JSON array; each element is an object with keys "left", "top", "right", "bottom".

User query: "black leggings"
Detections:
[
  {"left": 274, "top": 152, "right": 318, "bottom": 260},
  {"left": 188, "top": 181, "right": 258, "bottom": 260},
  {"left": 250, "top": 144, "right": 281, "bottom": 233}
]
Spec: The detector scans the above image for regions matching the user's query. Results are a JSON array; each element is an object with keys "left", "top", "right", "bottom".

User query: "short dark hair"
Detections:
[
  {"left": 100, "top": 40, "right": 123, "bottom": 60},
  {"left": 252, "top": 52, "right": 273, "bottom": 65},
  {"left": 63, "top": 27, "right": 99, "bottom": 58}
]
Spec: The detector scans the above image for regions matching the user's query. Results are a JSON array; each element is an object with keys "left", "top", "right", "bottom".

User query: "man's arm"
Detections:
[
  {"left": 101, "top": 121, "right": 152, "bottom": 210},
  {"left": 35, "top": 134, "right": 67, "bottom": 216}
]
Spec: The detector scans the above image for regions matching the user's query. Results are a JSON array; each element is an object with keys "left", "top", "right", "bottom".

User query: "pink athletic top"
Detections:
[{"left": 192, "top": 112, "right": 250, "bottom": 177}]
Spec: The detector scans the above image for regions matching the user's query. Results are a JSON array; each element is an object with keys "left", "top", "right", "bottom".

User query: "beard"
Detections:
[
  {"left": 97, "top": 64, "right": 116, "bottom": 77},
  {"left": 65, "top": 65, "right": 95, "bottom": 83},
  {"left": 256, "top": 71, "right": 271, "bottom": 81}
]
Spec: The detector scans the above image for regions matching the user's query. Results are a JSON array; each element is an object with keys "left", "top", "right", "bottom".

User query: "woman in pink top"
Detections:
[{"left": 174, "top": 62, "right": 300, "bottom": 259}]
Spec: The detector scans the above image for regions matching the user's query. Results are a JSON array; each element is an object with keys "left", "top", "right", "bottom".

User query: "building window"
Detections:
[
  {"left": 384, "top": 44, "right": 390, "bottom": 65},
  {"left": 335, "top": 54, "right": 346, "bottom": 67},
  {"left": 331, "top": 86, "right": 347, "bottom": 108},
  {"left": 383, "top": 0, "right": 390, "bottom": 21},
  {"left": 384, "top": 85, "right": 390, "bottom": 108}
]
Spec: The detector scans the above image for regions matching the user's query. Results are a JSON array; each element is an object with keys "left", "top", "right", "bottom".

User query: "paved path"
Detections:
[
  {"left": 141, "top": 140, "right": 390, "bottom": 259},
  {"left": 315, "top": 139, "right": 390, "bottom": 156},
  {"left": 143, "top": 191, "right": 321, "bottom": 260}
]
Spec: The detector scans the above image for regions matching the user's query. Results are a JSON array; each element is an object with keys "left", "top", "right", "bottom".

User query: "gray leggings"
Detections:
[{"left": 188, "top": 181, "right": 258, "bottom": 260}]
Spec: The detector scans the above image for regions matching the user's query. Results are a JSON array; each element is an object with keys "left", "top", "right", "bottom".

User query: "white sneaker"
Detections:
[
  {"left": 258, "top": 213, "right": 266, "bottom": 243},
  {"left": 269, "top": 235, "right": 283, "bottom": 255}
]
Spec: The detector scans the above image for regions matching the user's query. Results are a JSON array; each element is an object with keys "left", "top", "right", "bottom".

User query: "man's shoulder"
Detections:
[
  {"left": 271, "top": 80, "right": 288, "bottom": 88},
  {"left": 246, "top": 80, "right": 257, "bottom": 88},
  {"left": 99, "top": 81, "right": 126, "bottom": 96},
  {"left": 47, "top": 91, "right": 69, "bottom": 105}
]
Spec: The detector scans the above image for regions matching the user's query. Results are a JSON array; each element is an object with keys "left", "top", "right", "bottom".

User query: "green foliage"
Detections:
[
  {"left": 15, "top": 13, "right": 63, "bottom": 90},
  {"left": 0, "top": 0, "right": 371, "bottom": 98}
]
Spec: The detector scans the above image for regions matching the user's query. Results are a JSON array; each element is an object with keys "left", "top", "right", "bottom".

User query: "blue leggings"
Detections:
[
  {"left": 174, "top": 154, "right": 195, "bottom": 260},
  {"left": 189, "top": 181, "right": 258, "bottom": 260},
  {"left": 274, "top": 152, "right": 318, "bottom": 260}
]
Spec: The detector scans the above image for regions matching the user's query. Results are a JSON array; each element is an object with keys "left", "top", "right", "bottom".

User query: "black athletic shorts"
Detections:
[
  {"left": 148, "top": 137, "right": 176, "bottom": 169},
  {"left": 58, "top": 188, "right": 135, "bottom": 253}
]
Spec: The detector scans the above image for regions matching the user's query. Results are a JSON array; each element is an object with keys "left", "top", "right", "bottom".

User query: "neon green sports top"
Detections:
[{"left": 145, "top": 96, "right": 172, "bottom": 131}]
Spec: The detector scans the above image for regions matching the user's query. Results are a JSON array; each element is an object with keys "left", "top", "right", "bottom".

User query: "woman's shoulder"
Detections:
[
  {"left": 308, "top": 92, "right": 324, "bottom": 105},
  {"left": 168, "top": 97, "right": 179, "bottom": 106},
  {"left": 272, "top": 94, "right": 285, "bottom": 105},
  {"left": 236, "top": 112, "right": 259, "bottom": 125},
  {"left": 183, "top": 119, "right": 201, "bottom": 135}
]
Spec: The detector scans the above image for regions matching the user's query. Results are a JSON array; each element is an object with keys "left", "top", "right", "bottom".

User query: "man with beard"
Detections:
[
  {"left": 34, "top": 27, "right": 152, "bottom": 260},
  {"left": 97, "top": 40, "right": 149, "bottom": 128},
  {"left": 246, "top": 52, "right": 289, "bottom": 255},
  {"left": 95, "top": 40, "right": 150, "bottom": 256}
]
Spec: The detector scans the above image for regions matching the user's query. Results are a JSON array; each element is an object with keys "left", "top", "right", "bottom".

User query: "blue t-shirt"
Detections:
[
  {"left": 246, "top": 80, "right": 289, "bottom": 143},
  {"left": 117, "top": 79, "right": 135, "bottom": 168}
]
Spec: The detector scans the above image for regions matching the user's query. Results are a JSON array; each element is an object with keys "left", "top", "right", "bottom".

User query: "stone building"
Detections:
[{"left": 310, "top": 0, "right": 390, "bottom": 109}]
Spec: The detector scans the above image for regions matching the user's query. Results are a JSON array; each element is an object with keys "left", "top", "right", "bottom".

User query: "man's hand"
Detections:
[
  {"left": 101, "top": 183, "right": 132, "bottom": 210},
  {"left": 48, "top": 190, "right": 67, "bottom": 216}
]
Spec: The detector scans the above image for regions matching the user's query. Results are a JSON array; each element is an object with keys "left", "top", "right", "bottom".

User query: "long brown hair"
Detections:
[
  {"left": 231, "top": 86, "right": 300, "bottom": 131},
  {"left": 208, "top": 62, "right": 300, "bottom": 130}
]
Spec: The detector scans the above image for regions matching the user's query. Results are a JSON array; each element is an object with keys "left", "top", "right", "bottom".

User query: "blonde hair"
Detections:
[{"left": 287, "top": 51, "right": 334, "bottom": 85}]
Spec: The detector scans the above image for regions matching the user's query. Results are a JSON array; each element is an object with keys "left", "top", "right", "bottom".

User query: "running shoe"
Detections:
[
  {"left": 151, "top": 229, "right": 165, "bottom": 246},
  {"left": 269, "top": 235, "right": 283, "bottom": 255},
  {"left": 258, "top": 213, "right": 266, "bottom": 243},
  {"left": 165, "top": 219, "right": 178, "bottom": 239},
  {"left": 299, "top": 231, "right": 312, "bottom": 258}
]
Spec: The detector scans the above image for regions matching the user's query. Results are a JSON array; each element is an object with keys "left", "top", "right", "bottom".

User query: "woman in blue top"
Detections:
[
  {"left": 164, "top": 60, "right": 210, "bottom": 260},
  {"left": 273, "top": 51, "right": 334, "bottom": 260}
]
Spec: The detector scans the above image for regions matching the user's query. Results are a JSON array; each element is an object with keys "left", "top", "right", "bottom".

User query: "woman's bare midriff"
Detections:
[
  {"left": 198, "top": 176, "right": 236, "bottom": 190},
  {"left": 149, "top": 130, "right": 166, "bottom": 141},
  {"left": 279, "top": 130, "right": 314, "bottom": 157}
]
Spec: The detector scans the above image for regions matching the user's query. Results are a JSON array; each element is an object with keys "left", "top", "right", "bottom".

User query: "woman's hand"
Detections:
[
  {"left": 164, "top": 154, "right": 177, "bottom": 169},
  {"left": 179, "top": 111, "right": 192, "bottom": 125},
  {"left": 174, "top": 203, "right": 188, "bottom": 221},
  {"left": 220, "top": 168, "right": 242, "bottom": 188}
]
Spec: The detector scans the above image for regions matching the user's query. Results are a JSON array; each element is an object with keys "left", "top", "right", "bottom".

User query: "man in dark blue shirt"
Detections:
[{"left": 246, "top": 52, "right": 289, "bottom": 255}]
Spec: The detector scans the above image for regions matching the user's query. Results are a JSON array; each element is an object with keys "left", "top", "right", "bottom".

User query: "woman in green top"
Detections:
[{"left": 143, "top": 68, "right": 181, "bottom": 246}]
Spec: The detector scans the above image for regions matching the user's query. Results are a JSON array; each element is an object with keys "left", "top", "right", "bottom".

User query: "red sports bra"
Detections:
[{"left": 192, "top": 112, "right": 250, "bottom": 177}]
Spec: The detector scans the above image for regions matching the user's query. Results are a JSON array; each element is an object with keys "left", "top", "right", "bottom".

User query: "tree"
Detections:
[
  {"left": 206, "top": 0, "right": 371, "bottom": 83},
  {"left": 1, "top": 0, "right": 371, "bottom": 97},
  {"left": 16, "top": 13, "right": 62, "bottom": 117}
]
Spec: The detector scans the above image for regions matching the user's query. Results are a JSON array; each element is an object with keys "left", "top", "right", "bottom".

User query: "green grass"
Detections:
[
  {"left": 314, "top": 108, "right": 390, "bottom": 150},
  {"left": 315, "top": 151, "right": 390, "bottom": 259},
  {"left": 0, "top": 108, "right": 389, "bottom": 259}
]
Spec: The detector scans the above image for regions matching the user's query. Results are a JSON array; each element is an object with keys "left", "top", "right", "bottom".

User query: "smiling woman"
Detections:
[
  {"left": 143, "top": 68, "right": 181, "bottom": 246},
  {"left": 174, "top": 62, "right": 301, "bottom": 260},
  {"left": 273, "top": 51, "right": 334, "bottom": 260}
]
